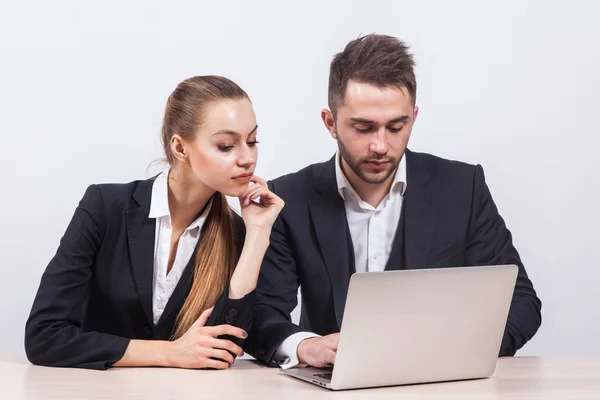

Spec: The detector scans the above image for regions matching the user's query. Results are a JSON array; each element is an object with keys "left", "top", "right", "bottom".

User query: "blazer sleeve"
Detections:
[
  {"left": 243, "top": 181, "right": 303, "bottom": 366},
  {"left": 24, "top": 185, "right": 130, "bottom": 369},
  {"left": 465, "top": 165, "right": 542, "bottom": 356},
  {"left": 205, "top": 212, "right": 256, "bottom": 351}
]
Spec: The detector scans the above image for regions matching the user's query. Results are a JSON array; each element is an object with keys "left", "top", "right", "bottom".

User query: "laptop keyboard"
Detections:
[{"left": 313, "top": 373, "right": 332, "bottom": 381}]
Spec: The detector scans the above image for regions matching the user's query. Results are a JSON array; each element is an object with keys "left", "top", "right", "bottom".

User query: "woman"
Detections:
[{"left": 24, "top": 76, "right": 284, "bottom": 370}]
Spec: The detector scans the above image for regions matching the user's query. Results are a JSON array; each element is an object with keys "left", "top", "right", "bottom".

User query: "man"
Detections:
[{"left": 245, "top": 34, "right": 541, "bottom": 368}]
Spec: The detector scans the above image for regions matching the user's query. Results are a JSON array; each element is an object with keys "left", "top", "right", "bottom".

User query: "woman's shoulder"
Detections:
[{"left": 82, "top": 176, "right": 158, "bottom": 213}]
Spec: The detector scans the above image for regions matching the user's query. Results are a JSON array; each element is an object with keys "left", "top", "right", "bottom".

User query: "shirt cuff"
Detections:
[{"left": 274, "top": 331, "right": 321, "bottom": 370}]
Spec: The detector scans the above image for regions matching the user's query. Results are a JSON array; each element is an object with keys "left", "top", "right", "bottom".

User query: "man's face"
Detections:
[{"left": 323, "top": 80, "right": 418, "bottom": 185}]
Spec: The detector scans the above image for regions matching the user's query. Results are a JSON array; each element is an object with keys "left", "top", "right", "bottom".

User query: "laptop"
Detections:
[{"left": 282, "top": 264, "right": 518, "bottom": 390}]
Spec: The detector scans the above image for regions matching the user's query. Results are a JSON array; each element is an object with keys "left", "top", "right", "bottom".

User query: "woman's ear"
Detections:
[{"left": 170, "top": 134, "right": 188, "bottom": 163}]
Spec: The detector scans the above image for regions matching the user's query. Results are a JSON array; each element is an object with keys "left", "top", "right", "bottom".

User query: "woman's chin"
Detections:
[{"left": 219, "top": 183, "right": 249, "bottom": 198}]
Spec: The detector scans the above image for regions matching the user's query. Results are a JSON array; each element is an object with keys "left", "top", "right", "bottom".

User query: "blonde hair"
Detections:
[{"left": 161, "top": 76, "right": 248, "bottom": 338}]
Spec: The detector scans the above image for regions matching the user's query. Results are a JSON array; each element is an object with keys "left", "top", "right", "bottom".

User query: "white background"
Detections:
[{"left": 1, "top": 0, "right": 598, "bottom": 357}]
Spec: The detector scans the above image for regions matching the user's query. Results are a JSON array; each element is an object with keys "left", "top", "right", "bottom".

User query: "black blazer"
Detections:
[
  {"left": 25, "top": 177, "right": 254, "bottom": 370},
  {"left": 245, "top": 150, "right": 542, "bottom": 365}
]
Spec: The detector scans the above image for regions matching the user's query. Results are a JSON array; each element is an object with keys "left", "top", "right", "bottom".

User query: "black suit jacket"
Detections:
[
  {"left": 25, "top": 177, "right": 254, "bottom": 370},
  {"left": 245, "top": 150, "right": 542, "bottom": 364}
]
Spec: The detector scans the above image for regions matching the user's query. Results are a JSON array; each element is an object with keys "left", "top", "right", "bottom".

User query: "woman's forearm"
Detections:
[
  {"left": 228, "top": 228, "right": 270, "bottom": 299},
  {"left": 113, "top": 339, "right": 172, "bottom": 367}
]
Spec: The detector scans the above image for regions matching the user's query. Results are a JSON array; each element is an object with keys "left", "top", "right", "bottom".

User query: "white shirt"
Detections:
[
  {"left": 148, "top": 170, "right": 212, "bottom": 326},
  {"left": 336, "top": 152, "right": 407, "bottom": 273},
  {"left": 276, "top": 153, "right": 407, "bottom": 368}
]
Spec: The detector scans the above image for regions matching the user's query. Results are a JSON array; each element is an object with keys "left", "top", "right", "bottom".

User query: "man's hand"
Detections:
[{"left": 297, "top": 333, "right": 339, "bottom": 367}]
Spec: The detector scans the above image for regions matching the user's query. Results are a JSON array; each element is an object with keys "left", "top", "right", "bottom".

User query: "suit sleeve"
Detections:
[
  {"left": 243, "top": 181, "right": 303, "bottom": 366},
  {"left": 465, "top": 165, "right": 542, "bottom": 356},
  {"left": 24, "top": 185, "right": 130, "bottom": 369}
]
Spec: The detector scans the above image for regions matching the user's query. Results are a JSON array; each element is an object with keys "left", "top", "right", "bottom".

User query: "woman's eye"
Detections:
[
  {"left": 247, "top": 141, "right": 260, "bottom": 147},
  {"left": 218, "top": 145, "right": 234, "bottom": 152}
]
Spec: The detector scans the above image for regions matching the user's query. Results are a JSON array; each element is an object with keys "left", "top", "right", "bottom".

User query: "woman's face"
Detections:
[{"left": 183, "top": 98, "right": 259, "bottom": 197}]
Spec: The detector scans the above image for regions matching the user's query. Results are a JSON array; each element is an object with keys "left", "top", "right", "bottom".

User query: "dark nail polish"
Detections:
[{"left": 242, "top": 331, "right": 248, "bottom": 338}]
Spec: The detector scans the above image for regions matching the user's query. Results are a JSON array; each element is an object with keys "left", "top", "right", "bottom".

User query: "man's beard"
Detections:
[{"left": 337, "top": 136, "right": 400, "bottom": 184}]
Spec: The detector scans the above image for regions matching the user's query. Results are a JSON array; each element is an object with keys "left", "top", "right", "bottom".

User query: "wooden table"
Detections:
[{"left": 1, "top": 356, "right": 599, "bottom": 399}]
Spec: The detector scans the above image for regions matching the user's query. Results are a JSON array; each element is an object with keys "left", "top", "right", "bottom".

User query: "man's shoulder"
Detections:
[
  {"left": 266, "top": 151, "right": 482, "bottom": 198},
  {"left": 268, "top": 158, "right": 331, "bottom": 197},
  {"left": 408, "top": 150, "right": 479, "bottom": 181}
]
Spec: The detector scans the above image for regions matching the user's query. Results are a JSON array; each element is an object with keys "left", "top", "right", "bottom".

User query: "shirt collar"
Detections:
[
  {"left": 148, "top": 169, "right": 212, "bottom": 231},
  {"left": 335, "top": 151, "right": 407, "bottom": 202},
  {"left": 148, "top": 170, "right": 170, "bottom": 219}
]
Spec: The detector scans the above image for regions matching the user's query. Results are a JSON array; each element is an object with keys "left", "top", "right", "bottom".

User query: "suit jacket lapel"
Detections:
[
  {"left": 309, "top": 157, "right": 352, "bottom": 329},
  {"left": 126, "top": 177, "right": 158, "bottom": 327},
  {"left": 308, "top": 151, "right": 436, "bottom": 326},
  {"left": 402, "top": 150, "right": 437, "bottom": 269}
]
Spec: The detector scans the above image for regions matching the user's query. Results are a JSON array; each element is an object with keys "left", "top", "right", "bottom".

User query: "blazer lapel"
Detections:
[
  {"left": 402, "top": 150, "right": 437, "bottom": 269},
  {"left": 126, "top": 177, "right": 158, "bottom": 327},
  {"left": 308, "top": 157, "right": 352, "bottom": 329}
]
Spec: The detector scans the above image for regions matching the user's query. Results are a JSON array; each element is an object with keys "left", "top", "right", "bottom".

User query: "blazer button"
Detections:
[
  {"left": 225, "top": 315, "right": 234, "bottom": 324},
  {"left": 228, "top": 308, "right": 238, "bottom": 316},
  {"left": 144, "top": 326, "right": 153, "bottom": 336}
]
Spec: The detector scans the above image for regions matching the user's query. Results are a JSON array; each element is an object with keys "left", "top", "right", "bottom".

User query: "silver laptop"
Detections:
[{"left": 282, "top": 264, "right": 518, "bottom": 390}]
